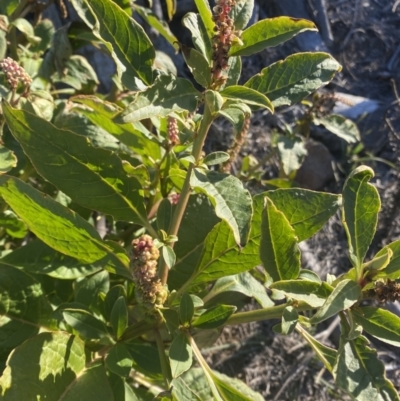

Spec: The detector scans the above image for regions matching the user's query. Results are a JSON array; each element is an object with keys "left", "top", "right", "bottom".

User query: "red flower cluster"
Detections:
[{"left": 211, "top": 0, "right": 236, "bottom": 88}]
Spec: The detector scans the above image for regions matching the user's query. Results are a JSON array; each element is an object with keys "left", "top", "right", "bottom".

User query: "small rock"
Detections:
[{"left": 295, "top": 141, "right": 334, "bottom": 190}]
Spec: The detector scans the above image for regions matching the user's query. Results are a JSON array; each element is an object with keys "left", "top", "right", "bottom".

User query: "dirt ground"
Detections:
[{"left": 202, "top": 0, "right": 400, "bottom": 399}]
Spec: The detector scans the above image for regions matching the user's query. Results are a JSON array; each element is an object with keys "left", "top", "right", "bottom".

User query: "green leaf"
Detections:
[
  {"left": 134, "top": 5, "right": 179, "bottom": 50},
  {"left": 0, "top": 145, "right": 17, "bottom": 174},
  {"left": 157, "top": 198, "right": 172, "bottom": 232},
  {"left": 1, "top": 239, "right": 101, "bottom": 279},
  {"left": 314, "top": 114, "right": 360, "bottom": 144},
  {"left": 310, "top": 280, "right": 361, "bottom": 324},
  {"left": 180, "top": 293, "right": 195, "bottom": 325},
  {"left": 276, "top": 135, "right": 307, "bottom": 176},
  {"left": 219, "top": 86, "right": 274, "bottom": 112},
  {"left": 230, "top": 17, "right": 316, "bottom": 57},
  {"left": 104, "top": 285, "right": 127, "bottom": 318},
  {"left": 260, "top": 197, "right": 301, "bottom": 282},
  {"left": 0, "top": 211, "right": 27, "bottom": 239},
  {"left": 162, "top": 245, "right": 176, "bottom": 269},
  {"left": 187, "top": 194, "right": 265, "bottom": 288},
  {"left": 10, "top": 18, "right": 40, "bottom": 44},
  {"left": 74, "top": 270, "right": 109, "bottom": 311},
  {"left": 334, "top": 335, "right": 400, "bottom": 401},
  {"left": 270, "top": 280, "right": 332, "bottom": 308},
  {"left": 194, "top": 0, "right": 214, "bottom": 44},
  {"left": 181, "top": 44, "right": 211, "bottom": 88},
  {"left": 63, "top": 308, "right": 112, "bottom": 342},
  {"left": 168, "top": 195, "right": 219, "bottom": 290},
  {"left": 190, "top": 169, "right": 252, "bottom": 246},
  {"left": 105, "top": 343, "right": 132, "bottom": 377},
  {"left": 0, "top": 176, "right": 131, "bottom": 278},
  {"left": 172, "top": 368, "right": 213, "bottom": 401},
  {"left": 206, "top": 272, "right": 274, "bottom": 308},
  {"left": 0, "top": 264, "right": 53, "bottom": 362},
  {"left": 342, "top": 166, "right": 380, "bottom": 267},
  {"left": 230, "top": 0, "right": 254, "bottom": 30},
  {"left": 245, "top": 52, "right": 341, "bottom": 107},
  {"left": 352, "top": 306, "right": 400, "bottom": 347},
  {"left": 115, "top": 75, "right": 200, "bottom": 123},
  {"left": 0, "top": 332, "right": 114, "bottom": 400},
  {"left": 71, "top": 95, "right": 161, "bottom": 162},
  {"left": 362, "top": 248, "right": 392, "bottom": 274},
  {"left": 182, "top": 12, "right": 212, "bottom": 61},
  {"left": 273, "top": 306, "right": 298, "bottom": 335},
  {"left": 125, "top": 341, "right": 162, "bottom": 376},
  {"left": 266, "top": 189, "right": 341, "bottom": 242},
  {"left": 203, "top": 152, "right": 230, "bottom": 166},
  {"left": 110, "top": 296, "right": 128, "bottom": 339},
  {"left": 297, "top": 325, "right": 337, "bottom": 373},
  {"left": 221, "top": 56, "right": 242, "bottom": 89},
  {"left": 375, "top": 240, "right": 400, "bottom": 279},
  {"left": 82, "top": 0, "right": 155, "bottom": 88},
  {"left": 3, "top": 103, "right": 147, "bottom": 226},
  {"left": 211, "top": 370, "right": 264, "bottom": 401},
  {"left": 169, "top": 332, "right": 193, "bottom": 379},
  {"left": 192, "top": 305, "right": 236, "bottom": 329}
]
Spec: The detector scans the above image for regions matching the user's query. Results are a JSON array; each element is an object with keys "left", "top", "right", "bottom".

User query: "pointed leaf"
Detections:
[
  {"left": 260, "top": 197, "right": 301, "bottom": 282},
  {"left": 1, "top": 239, "right": 101, "bottom": 279},
  {"left": 110, "top": 296, "right": 128, "bottom": 339},
  {"left": 182, "top": 12, "right": 212, "bottom": 60},
  {"left": 270, "top": 280, "right": 332, "bottom": 308},
  {"left": 353, "top": 306, "right": 400, "bottom": 347},
  {"left": 276, "top": 135, "right": 307, "bottom": 175},
  {"left": 334, "top": 335, "right": 400, "bottom": 401},
  {"left": 190, "top": 169, "right": 252, "bottom": 246},
  {"left": 115, "top": 75, "right": 200, "bottom": 123},
  {"left": 187, "top": 194, "right": 267, "bottom": 288},
  {"left": 230, "top": 17, "right": 316, "bottom": 57},
  {"left": 266, "top": 189, "right": 341, "bottom": 242},
  {"left": 63, "top": 308, "right": 112, "bottom": 342},
  {"left": 3, "top": 103, "right": 147, "bottom": 225},
  {"left": 134, "top": 5, "right": 178, "bottom": 49},
  {"left": 71, "top": 95, "right": 161, "bottom": 161},
  {"left": 310, "top": 280, "right": 361, "bottom": 324},
  {"left": 105, "top": 343, "right": 132, "bottom": 377},
  {"left": 0, "top": 145, "right": 17, "bottom": 174},
  {"left": 0, "top": 332, "right": 114, "bottom": 400},
  {"left": 314, "top": 114, "right": 360, "bottom": 143},
  {"left": 180, "top": 293, "right": 195, "bottom": 325},
  {"left": 181, "top": 44, "right": 211, "bottom": 88},
  {"left": 82, "top": 0, "right": 155, "bottom": 88},
  {"left": 342, "top": 166, "right": 380, "bottom": 267},
  {"left": 230, "top": 0, "right": 254, "bottom": 30},
  {"left": 203, "top": 152, "right": 230, "bottom": 166},
  {"left": 297, "top": 326, "right": 337, "bottom": 373},
  {"left": 206, "top": 272, "right": 274, "bottom": 308},
  {"left": 211, "top": 370, "right": 264, "bottom": 401},
  {"left": 168, "top": 195, "right": 219, "bottom": 290},
  {"left": 220, "top": 86, "right": 273, "bottom": 112},
  {"left": 169, "top": 332, "right": 193, "bottom": 378},
  {"left": 245, "top": 52, "right": 341, "bottom": 107},
  {"left": 192, "top": 305, "right": 236, "bottom": 329},
  {"left": 0, "top": 176, "right": 131, "bottom": 278},
  {"left": 194, "top": 0, "right": 214, "bottom": 43},
  {"left": 375, "top": 240, "right": 400, "bottom": 279},
  {"left": 0, "top": 264, "right": 53, "bottom": 361},
  {"left": 221, "top": 56, "right": 242, "bottom": 89}
]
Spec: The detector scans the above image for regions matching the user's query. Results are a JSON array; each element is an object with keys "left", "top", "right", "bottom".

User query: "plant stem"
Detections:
[
  {"left": 159, "top": 102, "right": 214, "bottom": 285},
  {"left": 154, "top": 329, "right": 172, "bottom": 388},
  {"left": 225, "top": 302, "right": 313, "bottom": 325}
]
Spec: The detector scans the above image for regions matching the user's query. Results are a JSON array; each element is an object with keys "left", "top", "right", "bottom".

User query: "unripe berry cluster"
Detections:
[
  {"left": 167, "top": 116, "right": 179, "bottom": 146},
  {"left": 211, "top": 0, "right": 236, "bottom": 88},
  {"left": 130, "top": 235, "right": 168, "bottom": 308},
  {"left": 0, "top": 57, "right": 32, "bottom": 90}
]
